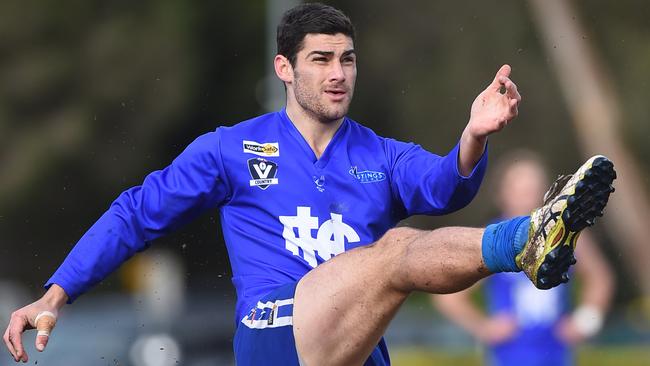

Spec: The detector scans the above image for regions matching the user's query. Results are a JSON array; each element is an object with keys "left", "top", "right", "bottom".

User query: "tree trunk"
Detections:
[{"left": 527, "top": 0, "right": 650, "bottom": 298}]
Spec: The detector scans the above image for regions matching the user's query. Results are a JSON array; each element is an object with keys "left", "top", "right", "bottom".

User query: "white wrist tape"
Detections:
[{"left": 572, "top": 305, "right": 603, "bottom": 337}]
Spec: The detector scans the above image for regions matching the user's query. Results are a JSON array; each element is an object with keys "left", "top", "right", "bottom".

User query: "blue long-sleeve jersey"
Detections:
[{"left": 47, "top": 109, "right": 487, "bottom": 321}]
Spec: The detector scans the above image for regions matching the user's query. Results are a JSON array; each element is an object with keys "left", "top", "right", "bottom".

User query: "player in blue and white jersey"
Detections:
[
  {"left": 4, "top": 3, "right": 615, "bottom": 366},
  {"left": 435, "top": 152, "right": 614, "bottom": 366}
]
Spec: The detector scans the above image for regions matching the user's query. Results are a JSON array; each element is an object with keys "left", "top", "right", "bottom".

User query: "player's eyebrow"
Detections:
[
  {"left": 306, "top": 49, "right": 356, "bottom": 58},
  {"left": 307, "top": 50, "right": 334, "bottom": 58}
]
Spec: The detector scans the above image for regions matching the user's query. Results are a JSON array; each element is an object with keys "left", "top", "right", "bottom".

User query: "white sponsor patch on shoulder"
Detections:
[{"left": 243, "top": 140, "right": 280, "bottom": 157}]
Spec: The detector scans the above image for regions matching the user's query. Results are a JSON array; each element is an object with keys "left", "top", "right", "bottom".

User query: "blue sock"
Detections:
[{"left": 481, "top": 216, "right": 530, "bottom": 273}]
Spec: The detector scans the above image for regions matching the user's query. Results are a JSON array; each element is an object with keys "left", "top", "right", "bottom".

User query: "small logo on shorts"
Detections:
[
  {"left": 248, "top": 158, "right": 278, "bottom": 190},
  {"left": 243, "top": 140, "right": 279, "bottom": 157},
  {"left": 349, "top": 166, "right": 386, "bottom": 183},
  {"left": 267, "top": 303, "right": 277, "bottom": 325}
]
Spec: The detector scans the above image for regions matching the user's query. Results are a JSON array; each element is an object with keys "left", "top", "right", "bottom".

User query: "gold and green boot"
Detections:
[{"left": 516, "top": 155, "right": 616, "bottom": 289}]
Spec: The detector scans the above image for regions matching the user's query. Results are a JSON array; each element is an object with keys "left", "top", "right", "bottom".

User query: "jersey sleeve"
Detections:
[
  {"left": 386, "top": 139, "right": 487, "bottom": 216},
  {"left": 45, "top": 129, "right": 232, "bottom": 302}
]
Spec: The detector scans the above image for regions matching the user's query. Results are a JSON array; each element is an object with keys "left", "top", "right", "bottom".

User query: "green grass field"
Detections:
[{"left": 390, "top": 346, "right": 650, "bottom": 366}]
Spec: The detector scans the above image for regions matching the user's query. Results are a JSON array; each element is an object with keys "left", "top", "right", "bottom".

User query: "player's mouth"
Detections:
[{"left": 324, "top": 88, "right": 347, "bottom": 102}]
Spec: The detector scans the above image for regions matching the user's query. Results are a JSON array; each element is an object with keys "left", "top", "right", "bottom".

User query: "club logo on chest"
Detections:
[{"left": 248, "top": 158, "right": 278, "bottom": 190}]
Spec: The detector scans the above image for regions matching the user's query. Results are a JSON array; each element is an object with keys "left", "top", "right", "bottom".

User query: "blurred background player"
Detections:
[{"left": 434, "top": 150, "right": 614, "bottom": 366}]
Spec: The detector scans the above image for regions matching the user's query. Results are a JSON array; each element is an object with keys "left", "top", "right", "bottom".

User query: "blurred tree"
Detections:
[
  {"left": 0, "top": 0, "right": 197, "bottom": 207},
  {"left": 0, "top": 1, "right": 266, "bottom": 286},
  {"left": 528, "top": 0, "right": 650, "bottom": 315}
]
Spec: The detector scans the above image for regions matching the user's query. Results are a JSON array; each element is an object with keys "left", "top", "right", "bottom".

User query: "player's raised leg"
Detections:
[
  {"left": 293, "top": 226, "right": 487, "bottom": 365},
  {"left": 293, "top": 155, "right": 616, "bottom": 366}
]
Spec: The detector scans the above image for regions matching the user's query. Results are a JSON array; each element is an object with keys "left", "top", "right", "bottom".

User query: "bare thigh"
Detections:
[
  {"left": 292, "top": 226, "right": 486, "bottom": 366},
  {"left": 292, "top": 227, "right": 422, "bottom": 366}
]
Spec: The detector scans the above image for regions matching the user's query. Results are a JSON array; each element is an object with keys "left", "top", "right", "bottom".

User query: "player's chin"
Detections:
[
  {"left": 325, "top": 102, "right": 351, "bottom": 119},
  {"left": 323, "top": 109, "right": 348, "bottom": 122}
]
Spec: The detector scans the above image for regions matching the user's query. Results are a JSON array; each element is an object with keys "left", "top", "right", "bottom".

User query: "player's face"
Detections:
[
  {"left": 290, "top": 33, "right": 356, "bottom": 123},
  {"left": 499, "top": 161, "right": 548, "bottom": 217}
]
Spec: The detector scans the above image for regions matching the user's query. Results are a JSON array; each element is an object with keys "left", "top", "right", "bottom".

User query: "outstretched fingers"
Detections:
[
  {"left": 3, "top": 324, "right": 17, "bottom": 361},
  {"left": 3, "top": 312, "right": 29, "bottom": 363},
  {"left": 3, "top": 310, "right": 57, "bottom": 363},
  {"left": 504, "top": 79, "right": 522, "bottom": 110},
  {"left": 506, "top": 82, "right": 520, "bottom": 118},
  {"left": 497, "top": 67, "right": 521, "bottom": 119},
  {"left": 489, "top": 64, "right": 512, "bottom": 90},
  {"left": 491, "top": 65, "right": 521, "bottom": 100}
]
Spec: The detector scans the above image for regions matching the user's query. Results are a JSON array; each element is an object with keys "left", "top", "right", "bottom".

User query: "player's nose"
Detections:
[{"left": 328, "top": 61, "right": 346, "bottom": 82}]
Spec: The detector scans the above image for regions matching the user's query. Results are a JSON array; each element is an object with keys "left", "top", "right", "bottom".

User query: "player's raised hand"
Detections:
[
  {"left": 467, "top": 64, "right": 522, "bottom": 138},
  {"left": 3, "top": 285, "right": 66, "bottom": 363}
]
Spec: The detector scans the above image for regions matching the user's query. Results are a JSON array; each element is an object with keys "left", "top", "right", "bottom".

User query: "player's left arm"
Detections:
[
  {"left": 459, "top": 64, "right": 521, "bottom": 176},
  {"left": 387, "top": 65, "right": 519, "bottom": 216}
]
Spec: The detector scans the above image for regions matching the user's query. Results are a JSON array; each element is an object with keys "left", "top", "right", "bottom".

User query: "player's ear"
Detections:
[{"left": 274, "top": 54, "right": 293, "bottom": 84}]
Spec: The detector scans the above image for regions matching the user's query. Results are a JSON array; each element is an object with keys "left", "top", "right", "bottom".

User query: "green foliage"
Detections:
[{"left": 391, "top": 345, "right": 650, "bottom": 366}]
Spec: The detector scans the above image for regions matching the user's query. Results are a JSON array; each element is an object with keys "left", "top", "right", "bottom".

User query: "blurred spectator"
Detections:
[{"left": 433, "top": 150, "right": 614, "bottom": 366}]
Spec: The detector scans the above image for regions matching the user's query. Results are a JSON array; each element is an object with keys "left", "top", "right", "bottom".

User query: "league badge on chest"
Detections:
[{"left": 248, "top": 158, "right": 278, "bottom": 190}]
